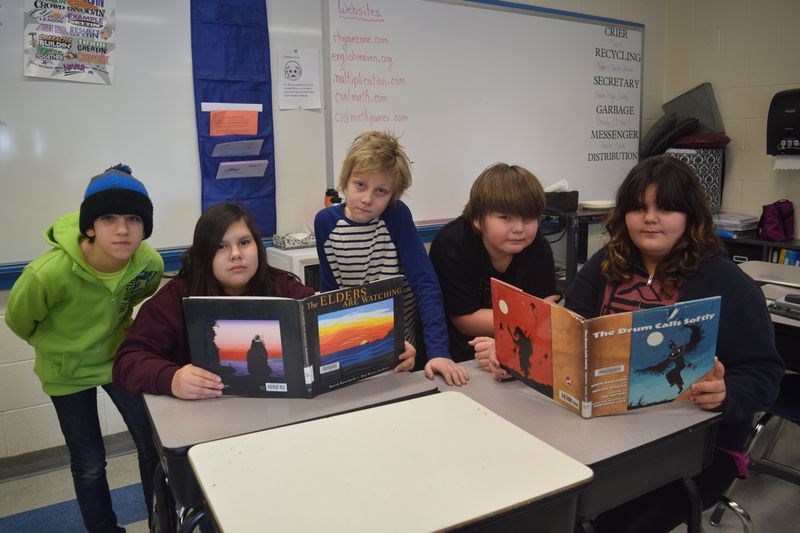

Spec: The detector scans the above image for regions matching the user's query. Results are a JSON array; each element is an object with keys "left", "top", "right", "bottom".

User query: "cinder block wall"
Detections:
[{"left": 665, "top": 0, "right": 800, "bottom": 225}]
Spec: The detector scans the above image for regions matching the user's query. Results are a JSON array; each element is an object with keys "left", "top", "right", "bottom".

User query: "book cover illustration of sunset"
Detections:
[
  {"left": 314, "top": 299, "right": 399, "bottom": 390},
  {"left": 183, "top": 296, "right": 310, "bottom": 397},
  {"left": 203, "top": 317, "right": 308, "bottom": 395},
  {"left": 212, "top": 319, "right": 286, "bottom": 378}
]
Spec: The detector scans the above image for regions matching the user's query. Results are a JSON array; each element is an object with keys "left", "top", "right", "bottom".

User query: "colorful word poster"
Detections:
[{"left": 24, "top": 0, "right": 116, "bottom": 84}]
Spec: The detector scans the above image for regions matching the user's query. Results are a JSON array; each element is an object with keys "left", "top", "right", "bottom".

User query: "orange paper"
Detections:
[{"left": 209, "top": 110, "right": 258, "bottom": 136}]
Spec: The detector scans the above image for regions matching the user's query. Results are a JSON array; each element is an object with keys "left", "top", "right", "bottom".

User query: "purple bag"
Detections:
[{"left": 757, "top": 199, "right": 795, "bottom": 241}]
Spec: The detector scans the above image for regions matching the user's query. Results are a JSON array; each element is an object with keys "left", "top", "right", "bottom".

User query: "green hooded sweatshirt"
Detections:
[{"left": 5, "top": 212, "right": 164, "bottom": 396}]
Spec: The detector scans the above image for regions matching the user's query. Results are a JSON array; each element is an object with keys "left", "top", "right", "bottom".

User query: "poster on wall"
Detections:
[
  {"left": 24, "top": 0, "right": 116, "bottom": 84},
  {"left": 278, "top": 48, "right": 321, "bottom": 110}
]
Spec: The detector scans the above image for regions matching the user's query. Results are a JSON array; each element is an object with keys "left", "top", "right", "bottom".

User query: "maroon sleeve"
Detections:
[
  {"left": 113, "top": 278, "right": 190, "bottom": 396},
  {"left": 274, "top": 272, "right": 315, "bottom": 299}
]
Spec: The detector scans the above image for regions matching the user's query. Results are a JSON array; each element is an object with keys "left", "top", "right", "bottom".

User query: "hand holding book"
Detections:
[
  {"left": 171, "top": 364, "right": 225, "bottom": 400},
  {"left": 394, "top": 341, "right": 417, "bottom": 373},
  {"left": 689, "top": 357, "right": 726, "bottom": 410},
  {"left": 469, "top": 336, "right": 494, "bottom": 372}
]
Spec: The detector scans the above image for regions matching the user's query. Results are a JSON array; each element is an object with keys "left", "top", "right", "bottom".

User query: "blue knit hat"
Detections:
[{"left": 79, "top": 164, "right": 154, "bottom": 238}]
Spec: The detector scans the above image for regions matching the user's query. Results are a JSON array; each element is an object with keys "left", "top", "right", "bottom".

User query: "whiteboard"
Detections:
[
  {"left": 324, "top": 0, "right": 644, "bottom": 222},
  {"left": 0, "top": 0, "right": 643, "bottom": 265},
  {"left": 0, "top": 0, "right": 199, "bottom": 265}
]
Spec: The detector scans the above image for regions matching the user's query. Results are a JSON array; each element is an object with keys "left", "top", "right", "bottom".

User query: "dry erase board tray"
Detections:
[{"left": 272, "top": 233, "right": 316, "bottom": 249}]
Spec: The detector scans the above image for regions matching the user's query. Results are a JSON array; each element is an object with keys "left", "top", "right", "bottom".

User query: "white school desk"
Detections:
[
  {"left": 144, "top": 370, "right": 438, "bottom": 532},
  {"left": 442, "top": 360, "right": 721, "bottom": 533},
  {"left": 739, "top": 259, "right": 800, "bottom": 290},
  {"left": 739, "top": 260, "right": 800, "bottom": 372},
  {"left": 188, "top": 391, "right": 594, "bottom": 532}
]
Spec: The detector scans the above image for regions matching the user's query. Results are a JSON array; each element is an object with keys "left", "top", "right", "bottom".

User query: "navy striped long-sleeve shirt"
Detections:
[{"left": 314, "top": 201, "right": 452, "bottom": 360}]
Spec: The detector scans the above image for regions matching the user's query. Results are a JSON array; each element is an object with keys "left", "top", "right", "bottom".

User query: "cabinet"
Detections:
[
  {"left": 720, "top": 236, "right": 800, "bottom": 265},
  {"left": 265, "top": 247, "right": 320, "bottom": 291}
]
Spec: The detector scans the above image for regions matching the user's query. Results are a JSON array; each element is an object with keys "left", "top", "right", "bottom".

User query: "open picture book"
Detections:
[
  {"left": 183, "top": 276, "right": 404, "bottom": 398},
  {"left": 491, "top": 278, "right": 721, "bottom": 418}
]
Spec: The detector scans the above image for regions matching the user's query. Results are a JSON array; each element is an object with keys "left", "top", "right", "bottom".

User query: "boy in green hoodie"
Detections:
[{"left": 6, "top": 164, "right": 164, "bottom": 532}]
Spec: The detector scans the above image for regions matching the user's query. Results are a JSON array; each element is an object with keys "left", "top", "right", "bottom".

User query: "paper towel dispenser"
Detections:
[{"left": 767, "top": 89, "right": 800, "bottom": 155}]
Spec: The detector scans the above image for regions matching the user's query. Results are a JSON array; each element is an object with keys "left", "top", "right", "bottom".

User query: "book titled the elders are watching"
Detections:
[{"left": 183, "top": 277, "right": 404, "bottom": 398}]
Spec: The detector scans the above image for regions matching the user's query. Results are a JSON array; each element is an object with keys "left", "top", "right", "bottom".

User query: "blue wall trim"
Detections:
[
  {"left": 0, "top": 264, "right": 27, "bottom": 291},
  {"left": 0, "top": 226, "right": 447, "bottom": 291}
]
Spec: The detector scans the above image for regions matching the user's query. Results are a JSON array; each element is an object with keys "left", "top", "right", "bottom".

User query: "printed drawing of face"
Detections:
[
  {"left": 212, "top": 219, "right": 259, "bottom": 296},
  {"left": 284, "top": 60, "right": 302, "bottom": 81},
  {"left": 343, "top": 171, "right": 395, "bottom": 223},
  {"left": 625, "top": 184, "right": 688, "bottom": 272},
  {"left": 474, "top": 212, "right": 539, "bottom": 264},
  {"left": 85, "top": 214, "right": 145, "bottom": 270}
]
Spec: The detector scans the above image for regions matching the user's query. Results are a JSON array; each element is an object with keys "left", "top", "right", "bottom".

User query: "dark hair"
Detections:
[
  {"left": 601, "top": 155, "right": 722, "bottom": 290},
  {"left": 177, "top": 203, "right": 281, "bottom": 296},
  {"left": 462, "top": 163, "right": 545, "bottom": 224}
]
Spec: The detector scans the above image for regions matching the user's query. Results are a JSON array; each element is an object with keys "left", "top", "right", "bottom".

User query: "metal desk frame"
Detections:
[{"left": 563, "top": 208, "right": 611, "bottom": 285}]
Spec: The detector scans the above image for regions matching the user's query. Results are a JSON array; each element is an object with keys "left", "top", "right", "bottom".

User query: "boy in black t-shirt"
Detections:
[{"left": 429, "top": 163, "right": 559, "bottom": 368}]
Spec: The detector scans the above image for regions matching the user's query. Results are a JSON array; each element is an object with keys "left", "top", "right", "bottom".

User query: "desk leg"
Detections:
[
  {"left": 152, "top": 461, "right": 177, "bottom": 533},
  {"left": 683, "top": 477, "right": 702, "bottom": 533},
  {"left": 152, "top": 459, "right": 208, "bottom": 533}
]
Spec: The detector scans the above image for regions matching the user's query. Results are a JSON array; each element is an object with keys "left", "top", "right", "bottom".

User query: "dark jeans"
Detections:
[{"left": 51, "top": 383, "right": 157, "bottom": 533}]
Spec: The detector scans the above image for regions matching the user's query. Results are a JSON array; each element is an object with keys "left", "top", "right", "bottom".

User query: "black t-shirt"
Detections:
[{"left": 429, "top": 216, "right": 557, "bottom": 361}]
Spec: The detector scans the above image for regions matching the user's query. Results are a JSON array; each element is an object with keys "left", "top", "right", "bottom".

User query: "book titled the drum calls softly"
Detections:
[
  {"left": 183, "top": 276, "right": 404, "bottom": 398},
  {"left": 491, "top": 278, "right": 720, "bottom": 418}
]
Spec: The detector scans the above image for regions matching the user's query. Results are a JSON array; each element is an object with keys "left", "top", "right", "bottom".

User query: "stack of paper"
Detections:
[
  {"left": 714, "top": 212, "right": 758, "bottom": 239},
  {"left": 714, "top": 212, "right": 758, "bottom": 228}
]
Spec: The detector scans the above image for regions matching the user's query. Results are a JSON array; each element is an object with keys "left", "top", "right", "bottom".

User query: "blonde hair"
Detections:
[
  {"left": 338, "top": 131, "right": 412, "bottom": 201},
  {"left": 462, "top": 163, "right": 546, "bottom": 223}
]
